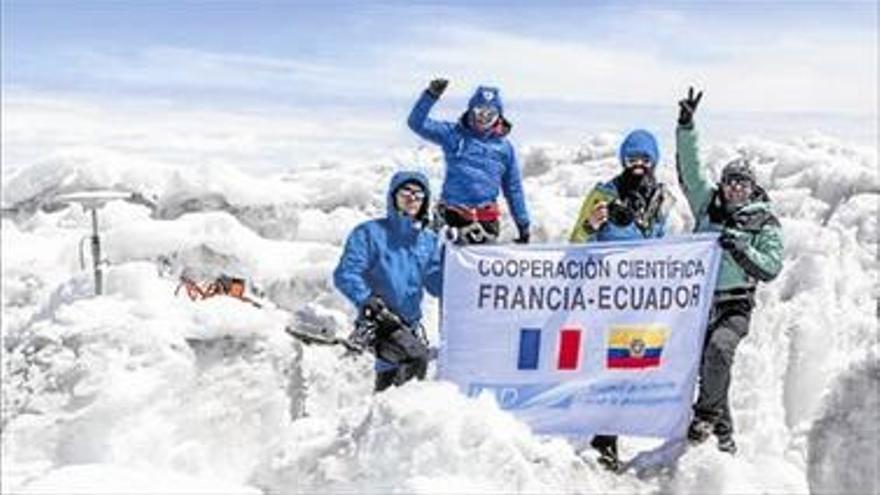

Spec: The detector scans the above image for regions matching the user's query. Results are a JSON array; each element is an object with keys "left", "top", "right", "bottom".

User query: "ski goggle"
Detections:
[
  {"left": 471, "top": 105, "right": 500, "bottom": 127},
  {"left": 624, "top": 154, "right": 653, "bottom": 168},
  {"left": 396, "top": 186, "right": 426, "bottom": 201},
  {"left": 721, "top": 174, "right": 753, "bottom": 188}
]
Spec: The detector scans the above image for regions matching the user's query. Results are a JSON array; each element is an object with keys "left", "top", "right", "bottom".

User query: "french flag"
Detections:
[{"left": 517, "top": 327, "right": 582, "bottom": 371}]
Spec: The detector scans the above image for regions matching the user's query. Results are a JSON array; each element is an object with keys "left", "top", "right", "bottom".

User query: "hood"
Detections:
[
  {"left": 467, "top": 86, "right": 504, "bottom": 114},
  {"left": 749, "top": 184, "right": 770, "bottom": 203},
  {"left": 461, "top": 86, "right": 512, "bottom": 138},
  {"left": 618, "top": 130, "right": 660, "bottom": 168},
  {"left": 386, "top": 170, "right": 431, "bottom": 223}
]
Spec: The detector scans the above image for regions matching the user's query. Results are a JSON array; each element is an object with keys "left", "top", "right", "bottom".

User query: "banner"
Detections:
[{"left": 439, "top": 234, "right": 722, "bottom": 438}]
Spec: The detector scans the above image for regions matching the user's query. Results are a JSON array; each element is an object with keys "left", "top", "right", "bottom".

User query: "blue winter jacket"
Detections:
[
  {"left": 569, "top": 130, "right": 667, "bottom": 242},
  {"left": 587, "top": 180, "right": 667, "bottom": 241},
  {"left": 407, "top": 86, "right": 530, "bottom": 230},
  {"left": 333, "top": 171, "right": 443, "bottom": 326}
]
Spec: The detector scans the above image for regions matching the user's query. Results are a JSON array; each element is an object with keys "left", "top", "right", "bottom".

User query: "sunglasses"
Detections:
[
  {"left": 722, "top": 175, "right": 753, "bottom": 188},
  {"left": 472, "top": 105, "right": 500, "bottom": 126},
  {"left": 396, "top": 187, "right": 426, "bottom": 201},
  {"left": 624, "top": 155, "right": 652, "bottom": 168}
]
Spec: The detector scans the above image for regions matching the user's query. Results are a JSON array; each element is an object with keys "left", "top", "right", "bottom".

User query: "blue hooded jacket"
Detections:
[
  {"left": 333, "top": 171, "right": 442, "bottom": 326},
  {"left": 408, "top": 86, "right": 530, "bottom": 229},
  {"left": 573, "top": 130, "right": 667, "bottom": 242}
]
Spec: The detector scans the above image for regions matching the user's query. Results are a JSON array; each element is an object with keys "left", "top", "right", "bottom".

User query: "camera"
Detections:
[{"left": 607, "top": 199, "right": 635, "bottom": 226}]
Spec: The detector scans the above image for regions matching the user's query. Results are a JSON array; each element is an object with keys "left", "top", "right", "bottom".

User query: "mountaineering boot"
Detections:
[
  {"left": 596, "top": 448, "right": 621, "bottom": 473},
  {"left": 590, "top": 436, "right": 621, "bottom": 472},
  {"left": 716, "top": 435, "right": 737, "bottom": 455},
  {"left": 687, "top": 418, "right": 714, "bottom": 444}
]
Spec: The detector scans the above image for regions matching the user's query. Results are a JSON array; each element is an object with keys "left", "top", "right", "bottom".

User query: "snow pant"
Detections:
[
  {"left": 374, "top": 360, "right": 427, "bottom": 392},
  {"left": 373, "top": 326, "right": 429, "bottom": 393},
  {"left": 693, "top": 295, "right": 753, "bottom": 440},
  {"left": 375, "top": 369, "right": 398, "bottom": 392}
]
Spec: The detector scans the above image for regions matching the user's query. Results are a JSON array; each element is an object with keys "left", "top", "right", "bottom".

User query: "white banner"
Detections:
[{"left": 439, "top": 234, "right": 722, "bottom": 438}]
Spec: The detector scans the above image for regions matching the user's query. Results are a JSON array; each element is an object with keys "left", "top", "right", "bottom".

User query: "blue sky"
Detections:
[
  {"left": 2, "top": 1, "right": 877, "bottom": 168},
  {"left": 4, "top": 1, "right": 877, "bottom": 110}
]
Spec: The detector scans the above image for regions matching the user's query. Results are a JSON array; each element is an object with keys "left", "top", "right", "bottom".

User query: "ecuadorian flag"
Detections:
[{"left": 607, "top": 325, "right": 668, "bottom": 369}]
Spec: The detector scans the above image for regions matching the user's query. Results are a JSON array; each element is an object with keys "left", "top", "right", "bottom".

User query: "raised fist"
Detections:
[{"left": 427, "top": 78, "right": 449, "bottom": 98}]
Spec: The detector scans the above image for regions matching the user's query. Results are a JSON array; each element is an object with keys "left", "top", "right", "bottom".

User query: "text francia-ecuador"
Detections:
[{"left": 474, "top": 256, "right": 708, "bottom": 312}]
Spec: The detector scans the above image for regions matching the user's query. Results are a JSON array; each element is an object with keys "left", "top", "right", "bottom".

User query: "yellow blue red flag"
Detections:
[{"left": 607, "top": 325, "right": 668, "bottom": 369}]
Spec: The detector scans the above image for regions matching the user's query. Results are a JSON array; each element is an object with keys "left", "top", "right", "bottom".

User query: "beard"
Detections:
[{"left": 618, "top": 167, "right": 656, "bottom": 200}]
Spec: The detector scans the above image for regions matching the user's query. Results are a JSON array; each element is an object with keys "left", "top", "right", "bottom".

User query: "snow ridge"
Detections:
[{"left": 2, "top": 132, "right": 877, "bottom": 493}]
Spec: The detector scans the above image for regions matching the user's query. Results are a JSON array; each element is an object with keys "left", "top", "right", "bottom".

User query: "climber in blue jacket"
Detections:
[
  {"left": 408, "top": 79, "right": 530, "bottom": 245},
  {"left": 569, "top": 129, "right": 672, "bottom": 472},
  {"left": 334, "top": 170, "right": 443, "bottom": 391},
  {"left": 569, "top": 129, "right": 669, "bottom": 243}
]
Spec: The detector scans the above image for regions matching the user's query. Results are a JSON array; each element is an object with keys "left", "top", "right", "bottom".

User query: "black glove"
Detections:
[
  {"left": 374, "top": 326, "right": 429, "bottom": 373},
  {"left": 719, "top": 230, "right": 748, "bottom": 253},
  {"left": 427, "top": 78, "right": 449, "bottom": 99},
  {"left": 678, "top": 86, "right": 703, "bottom": 127},
  {"left": 361, "top": 295, "right": 402, "bottom": 337},
  {"left": 514, "top": 224, "right": 530, "bottom": 244}
]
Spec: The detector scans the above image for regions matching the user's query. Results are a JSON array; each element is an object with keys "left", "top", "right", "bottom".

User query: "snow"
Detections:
[
  {"left": 2, "top": 126, "right": 877, "bottom": 493},
  {"left": 16, "top": 464, "right": 261, "bottom": 494},
  {"left": 807, "top": 359, "right": 880, "bottom": 495}
]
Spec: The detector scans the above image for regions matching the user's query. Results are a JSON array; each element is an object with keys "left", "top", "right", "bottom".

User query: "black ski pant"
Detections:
[
  {"left": 375, "top": 369, "right": 398, "bottom": 392},
  {"left": 373, "top": 326, "right": 429, "bottom": 393},
  {"left": 374, "top": 361, "right": 427, "bottom": 393},
  {"left": 693, "top": 296, "right": 753, "bottom": 440}
]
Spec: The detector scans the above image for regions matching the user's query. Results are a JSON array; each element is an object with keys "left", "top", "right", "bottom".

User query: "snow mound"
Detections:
[
  {"left": 16, "top": 464, "right": 261, "bottom": 495},
  {"left": 2, "top": 130, "right": 877, "bottom": 493},
  {"left": 2, "top": 266, "right": 298, "bottom": 493},
  {"left": 253, "top": 382, "right": 626, "bottom": 494},
  {"left": 666, "top": 445, "right": 807, "bottom": 494},
  {"left": 807, "top": 357, "right": 880, "bottom": 495},
  {"left": 1, "top": 149, "right": 167, "bottom": 215}
]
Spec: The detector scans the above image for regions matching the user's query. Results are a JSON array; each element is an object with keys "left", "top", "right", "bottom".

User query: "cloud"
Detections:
[
  {"left": 70, "top": 46, "right": 354, "bottom": 96},
  {"left": 47, "top": 14, "right": 877, "bottom": 117},
  {"left": 380, "top": 24, "right": 878, "bottom": 115},
  {"left": 1, "top": 90, "right": 402, "bottom": 172}
]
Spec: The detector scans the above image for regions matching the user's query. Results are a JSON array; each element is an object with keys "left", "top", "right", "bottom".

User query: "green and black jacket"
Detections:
[{"left": 676, "top": 125, "right": 784, "bottom": 293}]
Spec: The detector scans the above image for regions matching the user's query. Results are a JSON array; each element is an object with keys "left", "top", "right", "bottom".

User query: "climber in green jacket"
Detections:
[{"left": 676, "top": 87, "right": 784, "bottom": 455}]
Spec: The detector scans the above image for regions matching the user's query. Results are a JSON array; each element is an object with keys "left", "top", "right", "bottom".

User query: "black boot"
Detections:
[
  {"left": 687, "top": 418, "right": 713, "bottom": 444},
  {"left": 590, "top": 435, "right": 620, "bottom": 472},
  {"left": 716, "top": 434, "right": 737, "bottom": 455}
]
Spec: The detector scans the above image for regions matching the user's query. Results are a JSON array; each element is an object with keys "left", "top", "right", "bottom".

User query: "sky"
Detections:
[{"left": 1, "top": 1, "right": 878, "bottom": 169}]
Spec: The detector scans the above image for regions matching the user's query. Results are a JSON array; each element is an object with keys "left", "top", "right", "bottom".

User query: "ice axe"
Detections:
[
  {"left": 284, "top": 325, "right": 365, "bottom": 355},
  {"left": 52, "top": 190, "right": 156, "bottom": 296}
]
